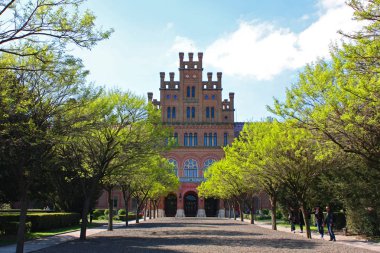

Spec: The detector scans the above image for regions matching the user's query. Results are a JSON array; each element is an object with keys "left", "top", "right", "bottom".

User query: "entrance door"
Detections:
[
  {"left": 205, "top": 198, "right": 219, "bottom": 217},
  {"left": 165, "top": 194, "right": 177, "bottom": 217},
  {"left": 184, "top": 193, "right": 198, "bottom": 217}
]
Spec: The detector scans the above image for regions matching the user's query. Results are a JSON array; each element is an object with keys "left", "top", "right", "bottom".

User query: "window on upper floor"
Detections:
[
  {"left": 167, "top": 107, "right": 171, "bottom": 119},
  {"left": 184, "top": 159, "right": 198, "bottom": 178},
  {"left": 206, "top": 107, "right": 210, "bottom": 118},
  {"left": 208, "top": 133, "right": 212, "bottom": 146},
  {"left": 187, "top": 86, "right": 190, "bottom": 97},
  {"left": 212, "top": 95, "right": 216, "bottom": 100},
  {"left": 184, "top": 133, "right": 188, "bottom": 146},
  {"left": 191, "top": 86, "right": 195, "bottom": 97},
  {"left": 224, "top": 132, "right": 228, "bottom": 146},
  {"left": 174, "top": 132, "right": 178, "bottom": 145},
  {"left": 168, "top": 158, "right": 178, "bottom": 177},
  {"left": 191, "top": 107, "right": 195, "bottom": 118},
  {"left": 194, "top": 133, "right": 198, "bottom": 146},
  {"left": 211, "top": 107, "right": 215, "bottom": 119},
  {"left": 172, "top": 107, "right": 176, "bottom": 118},
  {"left": 189, "top": 133, "right": 193, "bottom": 146},
  {"left": 204, "top": 133, "right": 208, "bottom": 146},
  {"left": 186, "top": 107, "right": 190, "bottom": 119},
  {"left": 214, "top": 133, "right": 217, "bottom": 146},
  {"left": 205, "top": 95, "right": 209, "bottom": 100}
]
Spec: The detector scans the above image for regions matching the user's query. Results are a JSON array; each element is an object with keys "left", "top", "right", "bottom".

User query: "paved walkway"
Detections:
[
  {"left": 22, "top": 218, "right": 379, "bottom": 253},
  {"left": 252, "top": 220, "right": 380, "bottom": 252},
  {"left": 0, "top": 221, "right": 138, "bottom": 253}
]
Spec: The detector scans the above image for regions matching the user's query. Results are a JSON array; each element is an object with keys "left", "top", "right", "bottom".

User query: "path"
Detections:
[{"left": 31, "top": 218, "right": 377, "bottom": 253}]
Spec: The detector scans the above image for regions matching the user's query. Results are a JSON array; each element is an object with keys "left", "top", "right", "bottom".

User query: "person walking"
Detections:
[
  {"left": 298, "top": 208, "right": 304, "bottom": 233},
  {"left": 325, "top": 206, "right": 336, "bottom": 241},
  {"left": 288, "top": 208, "right": 296, "bottom": 233},
  {"left": 315, "top": 206, "right": 324, "bottom": 239}
]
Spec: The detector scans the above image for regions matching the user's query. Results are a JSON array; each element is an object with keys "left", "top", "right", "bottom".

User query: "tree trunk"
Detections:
[
  {"left": 80, "top": 196, "right": 91, "bottom": 240},
  {"left": 149, "top": 201, "right": 152, "bottom": 219},
  {"left": 300, "top": 204, "right": 311, "bottom": 239},
  {"left": 16, "top": 188, "right": 28, "bottom": 253},
  {"left": 136, "top": 199, "right": 140, "bottom": 223},
  {"left": 233, "top": 203, "right": 237, "bottom": 220},
  {"left": 270, "top": 195, "right": 277, "bottom": 230},
  {"left": 250, "top": 206, "right": 255, "bottom": 224},
  {"left": 107, "top": 188, "right": 113, "bottom": 231},
  {"left": 122, "top": 188, "right": 130, "bottom": 227},
  {"left": 239, "top": 202, "right": 244, "bottom": 222}
]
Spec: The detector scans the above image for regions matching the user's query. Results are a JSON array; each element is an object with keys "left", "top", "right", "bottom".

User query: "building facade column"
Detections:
[
  {"left": 196, "top": 197, "right": 206, "bottom": 217},
  {"left": 218, "top": 199, "right": 226, "bottom": 218},
  {"left": 175, "top": 192, "right": 185, "bottom": 217}
]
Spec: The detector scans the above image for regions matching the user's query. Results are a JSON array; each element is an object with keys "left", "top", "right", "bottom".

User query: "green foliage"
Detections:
[
  {"left": 261, "top": 209, "right": 270, "bottom": 215},
  {"left": 0, "top": 222, "right": 32, "bottom": 236},
  {"left": 92, "top": 209, "right": 104, "bottom": 219},
  {"left": 117, "top": 209, "right": 126, "bottom": 216},
  {"left": 0, "top": 213, "right": 80, "bottom": 233}
]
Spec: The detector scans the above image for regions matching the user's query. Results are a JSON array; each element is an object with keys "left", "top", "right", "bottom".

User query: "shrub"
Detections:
[
  {"left": 276, "top": 209, "right": 283, "bottom": 220},
  {"left": 119, "top": 213, "right": 143, "bottom": 221},
  {"left": 104, "top": 209, "right": 109, "bottom": 216},
  {"left": 92, "top": 209, "right": 104, "bottom": 220},
  {"left": 0, "top": 212, "right": 80, "bottom": 232},
  {"left": 346, "top": 208, "right": 379, "bottom": 236},
  {"left": 118, "top": 209, "right": 126, "bottom": 216},
  {"left": 261, "top": 209, "right": 270, "bottom": 215},
  {"left": 1, "top": 221, "right": 32, "bottom": 235}
]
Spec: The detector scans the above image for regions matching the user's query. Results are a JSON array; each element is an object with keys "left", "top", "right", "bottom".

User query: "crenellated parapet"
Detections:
[
  {"left": 202, "top": 72, "right": 222, "bottom": 90},
  {"left": 179, "top": 52, "right": 203, "bottom": 70},
  {"left": 160, "top": 72, "right": 180, "bottom": 90}
]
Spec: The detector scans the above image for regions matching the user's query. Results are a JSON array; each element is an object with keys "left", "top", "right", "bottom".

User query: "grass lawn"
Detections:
[
  {"left": 256, "top": 218, "right": 319, "bottom": 232},
  {"left": 0, "top": 221, "right": 108, "bottom": 247}
]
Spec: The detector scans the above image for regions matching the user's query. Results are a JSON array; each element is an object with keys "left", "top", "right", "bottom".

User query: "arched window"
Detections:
[
  {"left": 194, "top": 133, "right": 198, "bottom": 146},
  {"left": 206, "top": 107, "right": 210, "bottom": 118},
  {"left": 208, "top": 133, "right": 213, "bottom": 146},
  {"left": 191, "top": 107, "right": 195, "bottom": 118},
  {"left": 186, "top": 107, "right": 190, "bottom": 119},
  {"left": 213, "top": 133, "right": 217, "bottom": 146},
  {"left": 203, "top": 159, "right": 215, "bottom": 170},
  {"left": 184, "top": 133, "right": 188, "bottom": 146},
  {"left": 204, "top": 133, "right": 208, "bottom": 146},
  {"left": 168, "top": 158, "right": 178, "bottom": 177},
  {"left": 184, "top": 159, "right": 198, "bottom": 178},
  {"left": 172, "top": 107, "right": 176, "bottom": 118},
  {"left": 211, "top": 107, "right": 215, "bottom": 119},
  {"left": 191, "top": 86, "right": 195, "bottom": 97},
  {"left": 187, "top": 86, "right": 190, "bottom": 97},
  {"left": 174, "top": 132, "right": 178, "bottom": 145},
  {"left": 167, "top": 107, "right": 171, "bottom": 119},
  {"left": 205, "top": 95, "right": 209, "bottom": 100},
  {"left": 189, "top": 133, "right": 193, "bottom": 146}
]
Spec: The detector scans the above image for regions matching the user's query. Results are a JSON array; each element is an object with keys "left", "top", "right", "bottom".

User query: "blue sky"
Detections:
[{"left": 74, "top": 0, "right": 360, "bottom": 121}]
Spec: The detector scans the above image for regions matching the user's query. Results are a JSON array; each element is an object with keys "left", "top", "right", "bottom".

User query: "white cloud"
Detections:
[
  {"left": 170, "top": 0, "right": 362, "bottom": 80},
  {"left": 170, "top": 36, "right": 198, "bottom": 54}
]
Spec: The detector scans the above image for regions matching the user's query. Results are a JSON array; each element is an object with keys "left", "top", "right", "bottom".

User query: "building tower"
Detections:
[{"left": 148, "top": 52, "right": 235, "bottom": 217}]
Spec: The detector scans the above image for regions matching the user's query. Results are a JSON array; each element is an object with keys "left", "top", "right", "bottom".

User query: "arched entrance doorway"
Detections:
[
  {"left": 184, "top": 192, "right": 198, "bottom": 217},
  {"left": 165, "top": 194, "right": 177, "bottom": 217},
  {"left": 205, "top": 198, "right": 219, "bottom": 217}
]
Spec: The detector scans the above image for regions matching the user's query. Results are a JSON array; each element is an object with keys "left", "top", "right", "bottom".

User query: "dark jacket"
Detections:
[
  {"left": 325, "top": 211, "right": 334, "bottom": 227},
  {"left": 315, "top": 210, "right": 324, "bottom": 223}
]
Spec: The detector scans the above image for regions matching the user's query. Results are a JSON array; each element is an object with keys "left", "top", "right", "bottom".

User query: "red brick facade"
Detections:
[{"left": 95, "top": 52, "right": 270, "bottom": 217}]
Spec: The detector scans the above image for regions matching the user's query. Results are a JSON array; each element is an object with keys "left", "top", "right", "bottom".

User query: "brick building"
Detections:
[
  {"left": 95, "top": 52, "right": 271, "bottom": 216},
  {"left": 147, "top": 52, "right": 234, "bottom": 217}
]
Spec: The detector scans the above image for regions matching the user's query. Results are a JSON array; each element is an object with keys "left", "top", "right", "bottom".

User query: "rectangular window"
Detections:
[
  {"left": 191, "top": 86, "right": 195, "bottom": 97},
  {"left": 186, "top": 107, "right": 190, "bottom": 119},
  {"left": 172, "top": 107, "right": 176, "bottom": 118},
  {"left": 113, "top": 197, "right": 118, "bottom": 208},
  {"left": 184, "top": 133, "right": 188, "bottom": 146},
  {"left": 209, "top": 133, "right": 212, "bottom": 147},
  {"left": 206, "top": 107, "right": 210, "bottom": 118},
  {"left": 211, "top": 107, "right": 215, "bottom": 119},
  {"left": 191, "top": 107, "right": 195, "bottom": 118},
  {"left": 224, "top": 133, "right": 228, "bottom": 146},
  {"left": 194, "top": 133, "right": 198, "bottom": 146},
  {"left": 174, "top": 132, "right": 178, "bottom": 145},
  {"left": 204, "top": 133, "right": 208, "bottom": 146},
  {"left": 167, "top": 107, "right": 171, "bottom": 119},
  {"left": 214, "top": 133, "right": 217, "bottom": 146},
  {"left": 187, "top": 86, "right": 190, "bottom": 97},
  {"left": 189, "top": 133, "right": 193, "bottom": 146}
]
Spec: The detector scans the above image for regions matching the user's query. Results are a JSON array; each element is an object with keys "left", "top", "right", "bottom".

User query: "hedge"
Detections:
[
  {"left": 0, "top": 212, "right": 80, "bottom": 233},
  {"left": 0, "top": 222, "right": 32, "bottom": 235},
  {"left": 119, "top": 213, "right": 143, "bottom": 221}
]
